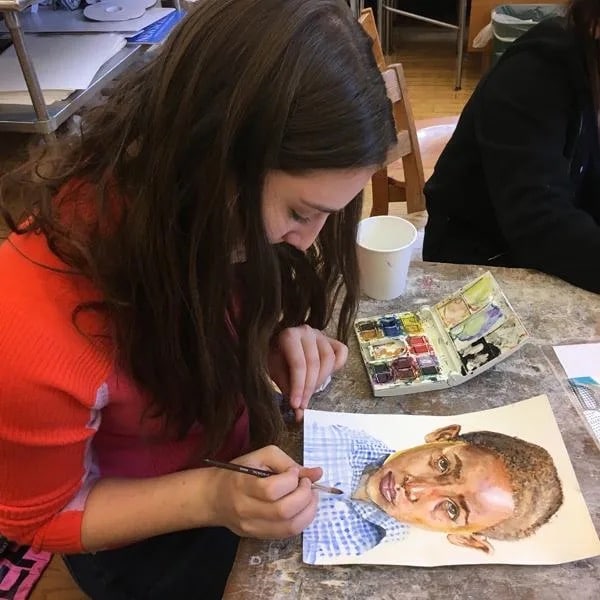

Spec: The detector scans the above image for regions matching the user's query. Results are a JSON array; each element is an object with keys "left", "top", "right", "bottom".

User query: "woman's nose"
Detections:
[
  {"left": 283, "top": 232, "right": 312, "bottom": 252},
  {"left": 284, "top": 217, "right": 327, "bottom": 251}
]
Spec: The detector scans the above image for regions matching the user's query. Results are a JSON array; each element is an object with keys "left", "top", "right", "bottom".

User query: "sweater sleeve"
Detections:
[
  {"left": 474, "top": 52, "right": 600, "bottom": 293},
  {"left": 0, "top": 301, "right": 109, "bottom": 553}
]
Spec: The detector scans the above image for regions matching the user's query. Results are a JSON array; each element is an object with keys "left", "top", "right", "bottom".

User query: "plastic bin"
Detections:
[{"left": 492, "top": 4, "right": 566, "bottom": 63}]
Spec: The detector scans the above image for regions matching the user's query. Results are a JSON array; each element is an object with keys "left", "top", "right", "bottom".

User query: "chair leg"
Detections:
[
  {"left": 401, "top": 152, "right": 426, "bottom": 214},
  {"left": 455, "top": 0, "right": 468, "bottom": 90},
  {"left": 370, "top": 168, "right": 390, "bottom": 216}
]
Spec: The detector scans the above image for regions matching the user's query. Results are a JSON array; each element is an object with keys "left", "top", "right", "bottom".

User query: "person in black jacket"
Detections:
[{"left": 423, "top": 0, "right": 600, "bottom": 294}]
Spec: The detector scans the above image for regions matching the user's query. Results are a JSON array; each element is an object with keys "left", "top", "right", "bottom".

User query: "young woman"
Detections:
[
  {"left": 423, "top": 0, "right": 600, "bottom": 294},
  {"left": 0, "top": 1, "right": 396, "bottom": 597}
]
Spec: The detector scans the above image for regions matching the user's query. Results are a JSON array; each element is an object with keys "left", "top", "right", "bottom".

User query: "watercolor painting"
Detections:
[
  {"left": 302, "top": 395, "right": 600, "bottom": 566},
  {"left": 354, "top": 272, "right": 529, "bottom": 396}
]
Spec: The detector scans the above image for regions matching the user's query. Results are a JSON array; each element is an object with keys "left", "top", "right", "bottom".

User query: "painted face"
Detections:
[
  {"left": 364, "top": 441, "right": 515, "bottom": 534},
  {"left": 262, "top": 168, "right": 375, "bottom": 252}
]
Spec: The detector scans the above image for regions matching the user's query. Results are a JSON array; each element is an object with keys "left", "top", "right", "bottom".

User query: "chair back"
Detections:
[
  {"left": 358, "top": 8, "right": 386, "bottom": 70},
  {"left": 380, "top": 64, "right": 416, "bottom": 164},
  {"left": 371, "top": 62, "right": 426, "bottom": 214},
  {"left": 357, "top": 7, "right": 452, "bottom": 215}
]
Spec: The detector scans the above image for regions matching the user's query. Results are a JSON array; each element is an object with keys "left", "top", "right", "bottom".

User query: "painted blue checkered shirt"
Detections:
[{"left": 303, "top": 422, "right": 408, "bottom": 563}]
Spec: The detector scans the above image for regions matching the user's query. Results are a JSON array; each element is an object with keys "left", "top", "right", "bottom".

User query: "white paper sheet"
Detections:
[
  {"left": 553, "top": 343, "right": 600, "bottom": 380},
  {"left": 0, "top": 33, "right": 126, "bottom": 105}
]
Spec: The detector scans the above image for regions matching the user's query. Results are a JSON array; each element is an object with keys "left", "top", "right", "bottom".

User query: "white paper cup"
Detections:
[{"left": 356, "top": 216, "right": 417, "bottom": 300}]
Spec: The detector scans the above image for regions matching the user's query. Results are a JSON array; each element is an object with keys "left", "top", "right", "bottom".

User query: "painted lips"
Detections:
[{"left": 379, "top": 471, "right": 397, "bottom": 504}]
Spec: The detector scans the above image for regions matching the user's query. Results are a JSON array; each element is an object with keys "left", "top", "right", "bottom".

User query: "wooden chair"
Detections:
[
  {"left": 375, "top": 62, "right": 426, "bottom": 216},
  {"left": 357, "top": 6, "right": 386, "bottom": 70},
  {"left": 359, "top": 8, "right": 425, "bottom": 216}
]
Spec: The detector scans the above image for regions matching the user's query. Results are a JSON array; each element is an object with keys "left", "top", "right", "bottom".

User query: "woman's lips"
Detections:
[{"left": 379, "top": 471, "right": 396, "bottom": 504}]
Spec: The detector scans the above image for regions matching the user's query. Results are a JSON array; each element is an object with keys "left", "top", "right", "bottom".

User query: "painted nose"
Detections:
[{"left": 402, "top": 477, "right": 434, "bottom": 502}]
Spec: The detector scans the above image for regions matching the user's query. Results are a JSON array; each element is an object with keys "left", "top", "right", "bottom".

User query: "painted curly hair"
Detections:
[{"left": 459, "top": 431, "right": 563, "bottom": 540}]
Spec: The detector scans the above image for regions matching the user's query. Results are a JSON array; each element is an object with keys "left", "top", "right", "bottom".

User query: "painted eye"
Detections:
[
  {"left": 444, "top": 500, "right": 459, "bottom": 521},
  {"left": 290, "top": 209, "right": 310, "bottom": 224},
  {"left": 436, "top": 456, "right": 450, "bottom": 473}
]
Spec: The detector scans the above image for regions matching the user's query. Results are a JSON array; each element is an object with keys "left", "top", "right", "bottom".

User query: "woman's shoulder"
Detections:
[
  {"left": 496, "top": 17, "right": 583, "bottom": 76},
  {"left": 0, "top": 233, "right": 112, "bottom": 392},
  {"left": 513, "top": 17, "right": 575, "bottom": 49},
  {"left": 0, "top": 230, "right": 102, "bottom": 311},
  {"left": 476, "top": 17, "right": 584, "bottom": 113}
]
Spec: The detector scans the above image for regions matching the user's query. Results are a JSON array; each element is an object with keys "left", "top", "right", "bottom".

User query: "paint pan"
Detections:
[
  {"left": 369, "top": 339, "right": 408, "bottom": 360},
  {"left": 357, "top": 320, "right": 382, "bottom": 342}
]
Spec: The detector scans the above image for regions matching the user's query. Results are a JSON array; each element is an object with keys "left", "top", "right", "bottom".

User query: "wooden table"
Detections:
[{"left": 223, "top": 262, "right": 600, "bottom": 600}]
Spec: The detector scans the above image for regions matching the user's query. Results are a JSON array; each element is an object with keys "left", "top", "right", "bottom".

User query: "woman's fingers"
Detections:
[
  {"left": 238, "top": 480, "right": 319, "bottom": 538},
  {"left": 271, "top": 326, "right": 348, "bottom": 420}
]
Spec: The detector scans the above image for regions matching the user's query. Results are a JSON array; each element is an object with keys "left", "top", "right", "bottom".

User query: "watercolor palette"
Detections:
[{"left": 354, "top": 272, "right": 528, "bottom": 396}]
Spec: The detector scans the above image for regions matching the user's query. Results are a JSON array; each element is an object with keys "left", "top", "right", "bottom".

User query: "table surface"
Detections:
[{"left": 223, "top": 262, "right": 600, "bottom": 600}]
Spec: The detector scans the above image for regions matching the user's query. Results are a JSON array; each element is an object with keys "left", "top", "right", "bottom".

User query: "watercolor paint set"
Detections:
[{"left": 354, "top": 271, "right": 528, "bottom": 396}]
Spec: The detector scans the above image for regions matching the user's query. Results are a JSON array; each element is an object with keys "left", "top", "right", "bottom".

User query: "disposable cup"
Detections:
[{"left": 356, "top": 215, "right": 417, "bottom": 300}]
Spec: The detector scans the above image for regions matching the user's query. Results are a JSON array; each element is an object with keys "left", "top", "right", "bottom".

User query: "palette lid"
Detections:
[{"left": 431, "top": 271, "right": 529, "bottom": 375}]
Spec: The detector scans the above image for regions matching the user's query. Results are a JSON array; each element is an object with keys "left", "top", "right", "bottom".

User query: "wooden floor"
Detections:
[
  {"left": 391, "top": 25, "right": 479, "bottom": 121},
  {"left": 1, "top": 24, "right": 480, "bottom": 600}
]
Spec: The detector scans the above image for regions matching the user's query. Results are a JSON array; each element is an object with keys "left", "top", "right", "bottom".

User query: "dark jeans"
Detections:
[{"left": 63, "top": 527, "right": 239, "bottom": 600}]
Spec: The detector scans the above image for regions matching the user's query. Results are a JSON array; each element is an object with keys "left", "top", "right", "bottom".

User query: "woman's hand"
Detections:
[
  {"left": 268, "top": 325, "right": 348, "bottom": 421},
  {"left": 80, "top": 446, "right": 322, "bottom": 551},
  {"left": 207, "top": 445, "right": 322, "bottom": 539}
]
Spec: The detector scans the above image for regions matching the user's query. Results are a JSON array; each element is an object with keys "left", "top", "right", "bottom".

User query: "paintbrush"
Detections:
[{"left": 202, "top": 458, "right": 343, "bottom": 495}]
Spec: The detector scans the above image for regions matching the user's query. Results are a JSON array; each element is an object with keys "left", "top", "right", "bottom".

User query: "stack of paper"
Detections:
[
  {"left": 0, "top": 33, "right": 127, "bottom": 105},
  {"left": 0, "top": 7, "right": 175, "bottom": 34},
  {"left": 553, "top": 343, "right": 600, "bottom": 448}
]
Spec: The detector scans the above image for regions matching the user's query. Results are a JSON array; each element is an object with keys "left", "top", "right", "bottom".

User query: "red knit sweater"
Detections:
[{"left": 0, "top": 231, "right": 249, "bottom": 553}]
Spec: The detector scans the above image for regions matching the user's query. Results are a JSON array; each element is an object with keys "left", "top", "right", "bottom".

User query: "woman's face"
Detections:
[{"left": 262, "top": 167, "right": 375, "bottom": 252}]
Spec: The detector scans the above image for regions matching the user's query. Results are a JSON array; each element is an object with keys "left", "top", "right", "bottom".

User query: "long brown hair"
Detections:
[
  {"left": 0, "top": 0, "right": 395, "bottom": 452},
  {"left": 569, "top": 0, "right": 600, "bottom": 115}
]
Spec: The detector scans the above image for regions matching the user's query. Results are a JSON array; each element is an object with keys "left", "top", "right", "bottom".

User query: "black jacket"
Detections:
[{"left": 423, "top": 18, "right": 600, "bottom": 293}]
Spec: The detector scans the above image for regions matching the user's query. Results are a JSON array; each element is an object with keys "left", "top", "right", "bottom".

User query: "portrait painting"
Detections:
[{"left": 302, "top": 395, "right": 600, "bottom": 566}]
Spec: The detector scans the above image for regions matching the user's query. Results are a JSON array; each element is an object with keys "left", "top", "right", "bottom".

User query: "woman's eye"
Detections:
[
  {"left": 436, "top": 456, "right": 450, "bottom": 473},
  {"left": 290, "top": 209, "right": 310, "bottom": 224},
  {"left": 444, "top": 500, "right": 459, "bottom": 521}
]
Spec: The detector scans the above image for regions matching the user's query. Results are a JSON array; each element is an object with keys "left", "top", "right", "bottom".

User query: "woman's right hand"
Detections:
[{"left": 205, "top": 445, "right": 322, "bottom": 539}]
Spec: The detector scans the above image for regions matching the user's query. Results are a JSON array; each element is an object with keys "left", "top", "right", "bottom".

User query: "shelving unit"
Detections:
[{"left": 0, "top": 1, "right": 174, "bottom": 136}]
